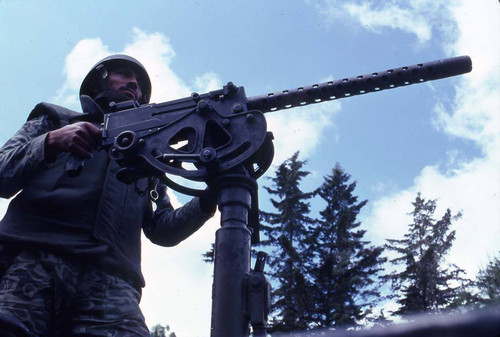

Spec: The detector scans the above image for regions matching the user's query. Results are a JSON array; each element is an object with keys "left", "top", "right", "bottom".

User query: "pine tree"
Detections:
[
  {"left": 202, "top": 243, "right": 215, "bottom": 263},
  {"left": 385, "top": 193, "right": 468, "bottom": 315},
  {"left": 476, "top": 253, "right": 500, "bottom": 305},
  {"left": 309, "top": 163, "right": 386, "bottom": 327},
  {"left": 258, "top": 152, "right": 315, "bottom": 331},
  {"left": 150, "top": 324, "right": 176, "bottom": 337}
]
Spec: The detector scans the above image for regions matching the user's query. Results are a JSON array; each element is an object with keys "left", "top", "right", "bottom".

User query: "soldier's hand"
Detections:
[{"left": 45, "top": 122, "right": 101, "bottom": 161}]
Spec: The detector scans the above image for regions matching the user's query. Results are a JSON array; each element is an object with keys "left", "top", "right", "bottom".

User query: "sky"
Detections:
[{"left": 0, "top": 1, "right": 499, "bottom": 336}]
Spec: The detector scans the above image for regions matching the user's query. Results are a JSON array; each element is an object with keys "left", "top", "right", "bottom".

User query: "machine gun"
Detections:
[
  {"left": 70, "top": 55, "right": 472, "bottom": 337},
  {"left": 100, "top": 56, "right": 471, "bottom": 194}
]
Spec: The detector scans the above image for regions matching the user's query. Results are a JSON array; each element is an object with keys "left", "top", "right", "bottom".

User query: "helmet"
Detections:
[{"left": 79, "top": 54, "right": 152, "bottom": 104}]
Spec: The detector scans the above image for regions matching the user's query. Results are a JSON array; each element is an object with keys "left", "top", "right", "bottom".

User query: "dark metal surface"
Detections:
[
  {"left": 210, "top": 173, "right": 256, "bottom": 337},
  {"left": 245, "top": 252, "right": 271, "bottom": 337},
  {"left": 247, "top": 56, "right": 472, "bottom": 113},
  {"left": 269, "top": 307, "right": 500, "bottom": 337}
]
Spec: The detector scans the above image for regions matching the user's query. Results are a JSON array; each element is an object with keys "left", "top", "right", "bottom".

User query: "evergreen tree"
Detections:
[
  {"left": 369, "top": 309, "right": 392, "bottom": 328},
  {"left": 309, "top": 164, "right": 386, "bottom": 327},
  {"left": 476, "top": 253, "right": 500, "bottom": 305},
  {"left": 202, "top": 243, "right": 215, "bottom": 263},
  {"left": 385, "top": 193, "right": 468, "bottom": 315},
  {"left": 258, "top": 152, "right": 315, "bottom": 331},
  {"left": 150, "top": 324, "right": 176, "bottom": 337}
]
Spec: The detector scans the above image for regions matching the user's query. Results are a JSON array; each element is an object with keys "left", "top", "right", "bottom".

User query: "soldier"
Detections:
[{"left": 0, "top": 55, "right": 216, "bottom": 336}]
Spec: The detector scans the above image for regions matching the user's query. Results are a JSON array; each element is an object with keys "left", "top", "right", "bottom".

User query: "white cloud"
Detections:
[
  {"left": 192, "top": 71, "right": 223, "bottom": 93},
  {"left": 364, "top": 1, "right": 500, "bottom": 279},
  {"left": 311, "top": 0, "right": 454, "bottom": 43},
  {"left": 267, "top": 100, "right": 340, "bottom": 165},
  {"left": 52, "top": 38, "right": 111, "bottom": 109},
  {"left": 63, "top": 39, "right": 111, "bottom": 92},
  {"left": 434, "top": 2, "right": 500, "bottom": 153},
  {"left": 343, "top": 2, "right": 432, "bottom": 42},
  {"left": 124, "top": 27, "right": 191, "bottom": 102},
  {"left": 0, "top": 199, "right": 9, "bottom": 218}
]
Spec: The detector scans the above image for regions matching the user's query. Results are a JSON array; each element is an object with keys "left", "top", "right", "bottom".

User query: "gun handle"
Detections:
[{"left": 65, "top": 154, "right": 84, "bottom": 177}]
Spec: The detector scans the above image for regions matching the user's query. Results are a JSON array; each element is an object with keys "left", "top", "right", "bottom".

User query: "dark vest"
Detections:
[{"left": 0, "top": 102, "right": 150, "bottom": 287}]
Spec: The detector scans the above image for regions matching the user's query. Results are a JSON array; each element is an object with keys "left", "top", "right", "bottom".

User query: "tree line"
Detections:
[{"left": 253, "top": 152, "right": 499, "bottom": 333}]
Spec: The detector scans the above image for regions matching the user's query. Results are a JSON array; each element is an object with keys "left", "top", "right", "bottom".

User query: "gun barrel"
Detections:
[{"left": 247, "top": 55, "right": 472, "bottom": 113}]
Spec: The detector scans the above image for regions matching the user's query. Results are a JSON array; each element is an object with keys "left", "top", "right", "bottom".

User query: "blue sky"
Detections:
[{"left": 1, "top": 1, "right": 499, "bottom": 336}]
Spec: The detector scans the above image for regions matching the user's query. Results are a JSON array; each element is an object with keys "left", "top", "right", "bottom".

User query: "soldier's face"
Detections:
[{"left": 107, "top": 68, "right": 143, "bottom": 102}]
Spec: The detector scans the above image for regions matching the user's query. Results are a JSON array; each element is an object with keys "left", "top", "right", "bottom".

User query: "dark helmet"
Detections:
[{"left": 79, "top": 54, "right": 152, "bottom": 104}]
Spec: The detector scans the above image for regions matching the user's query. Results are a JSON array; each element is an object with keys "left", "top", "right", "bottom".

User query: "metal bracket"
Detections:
[{"left": 244, "top": 252, "right": 271, "bottom": 337}]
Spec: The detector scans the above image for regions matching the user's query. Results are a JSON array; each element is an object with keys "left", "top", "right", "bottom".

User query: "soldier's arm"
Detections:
[
  {"left": 0, "top": 116, "right": 54, "bottom": 198},
  {"left": 143, "top": 185, "right": 217, "bottom": 247}
]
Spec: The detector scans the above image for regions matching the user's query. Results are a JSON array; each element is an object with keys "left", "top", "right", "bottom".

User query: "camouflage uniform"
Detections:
[
  {"left": 0, "top": 101, "right": 215, "bottom": 336},
  {"left": 0, "top": 250, "right": 149, "bottom": 336}
]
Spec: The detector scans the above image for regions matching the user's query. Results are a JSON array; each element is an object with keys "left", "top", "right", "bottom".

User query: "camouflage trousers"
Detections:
[{"left": 0, "top": 249, "right": 150, "bottom": 337}]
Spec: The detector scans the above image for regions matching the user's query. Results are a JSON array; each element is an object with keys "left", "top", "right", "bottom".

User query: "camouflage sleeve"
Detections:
[
  {"left": 0, "top": 116, "right": 54, "bottom": 198},
  {"left": 143, "top": 196, "right": 214, "bottom": 247}
]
